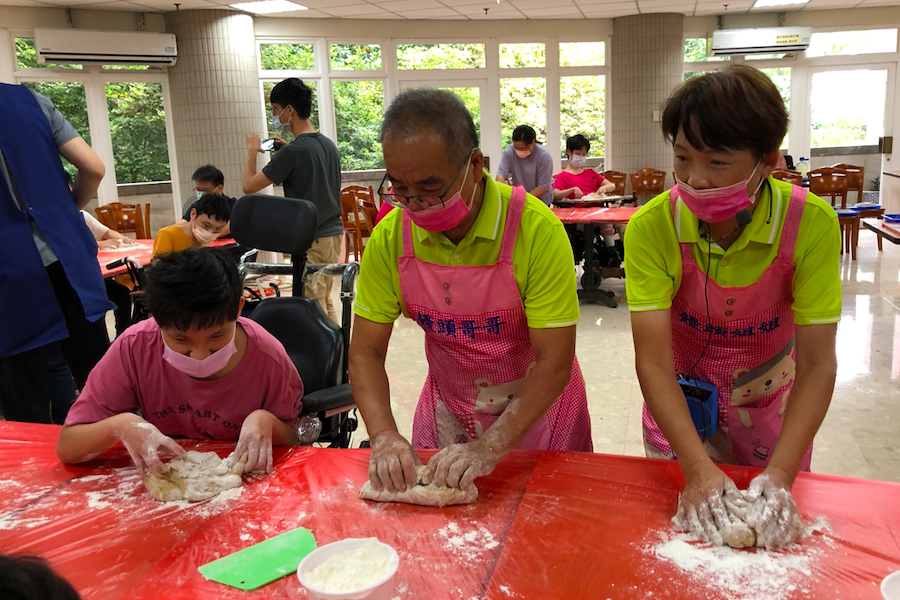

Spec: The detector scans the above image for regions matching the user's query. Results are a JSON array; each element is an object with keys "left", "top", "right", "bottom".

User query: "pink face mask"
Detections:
[
  {"left": 676, "top": 162, "right": 763, "bottom": 224},
  {"left": 408, "top": 161, "right": 476, "bottom": 232},
  {"left": 162, "top": 327, "right": 237, "bottom": 379}
]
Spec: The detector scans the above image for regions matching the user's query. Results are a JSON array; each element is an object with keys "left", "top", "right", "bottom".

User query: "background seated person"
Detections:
[
  {"left": 553, "top": 134, "right": 616, "bottom": 201},
  {"left": 495, "top": 125, "right": 554, "bottom": 206},
  {"left": 152, "top": 193, "right": 231, "bottom": 257},
  {"left": 56, "top": 249, "right": 303, "bottom": 475},
  {"left": 80, "top": 210, "right": 134, "bottom": 337},
  {"left": 178, "top": 165, "right": 252, "bottom": 264}
]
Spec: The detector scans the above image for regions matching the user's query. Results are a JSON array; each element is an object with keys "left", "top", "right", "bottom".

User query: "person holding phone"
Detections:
[{"left": 242, "top": 78, "right": 343, "bottom": 323}]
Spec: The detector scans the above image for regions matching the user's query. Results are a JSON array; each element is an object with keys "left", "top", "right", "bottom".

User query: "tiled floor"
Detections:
[{"left": 348, "top": 232, "right": 900, "bottom": 484}]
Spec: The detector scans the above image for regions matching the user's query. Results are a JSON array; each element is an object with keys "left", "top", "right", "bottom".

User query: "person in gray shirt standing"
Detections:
[
  {"left": 495, "top": 125, "right": 554, "bottom": 206},
  {"left": 244, "top": 78, "right": 343, "bottom": 323}
]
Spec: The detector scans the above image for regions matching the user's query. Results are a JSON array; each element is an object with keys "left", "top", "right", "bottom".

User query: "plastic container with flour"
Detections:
[
  {"left": 298, "top": 538, "right": 399, "bottom": 600},
  {"left": 883, "top": 571, "right": 900, "bottom": 600}
]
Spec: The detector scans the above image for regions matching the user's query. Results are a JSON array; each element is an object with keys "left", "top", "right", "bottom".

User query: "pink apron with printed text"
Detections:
[
  {"left": 642, "top": 184, "right": 813, "bottom": 471},
  {"left": 401, "top": 186, "right": 592, "bottom": 452}
]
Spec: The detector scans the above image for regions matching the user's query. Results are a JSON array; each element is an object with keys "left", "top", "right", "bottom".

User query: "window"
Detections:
[
  {"left": 332, "top": 81, "right": 384, "bottom": 171},
  {"left": 262, "top": 80, "right": 320, "bottom": 140},
  {"left": 559, "top": 42, "right": 605, "bottom": 67},
  {"left": 440, "top": 87, "right": 481, "bottom": 141},
  {"left": 759, "top": 68, "right": 791, "bottom": 148},
  {"left": 22, "top": 82, "right": 89, "bottom": 179},
  {"left": 683, "top": 38, "right": 727, "bottom": 62},
  {"left": 259, "top": 43, "right": 315, "bottom": 71},
  {"left": 105, "top": 82, "right": 170, "bottom": 184},
  {"left": 806, "top": 29, "right": 898, "bottom": 58},
  {"left": 396, "top": 44, "right": 485, "bottom": 70},
  {"left": 330, "top": 44, "right": 381, "bottom": 71},
  {"left": 499, "top": 43, "right": 545, "bottom": 68},
  {"left": 500, "top": 77, "right": 546, "bottom": 145},
  {"left": 560, "top": 75, "right": 605, "bottom": 159},
  {"left": 103, "top": 65, "right": 151, "bottom": 70},
  {"left": 15, "top": 37, "right": 81, "bottom": 69},
  {"left": 810, "top": 69, "right": 888, "bottom": 147}
]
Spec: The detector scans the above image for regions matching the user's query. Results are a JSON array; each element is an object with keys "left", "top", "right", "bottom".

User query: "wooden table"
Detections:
[
  {"left": 1, "top": 422, "right": 898, "bottom": 600},
  {"left": 837, "top": 214, "right": 861, "bottom": 260},
  {"left": 863, "top": 218, "right": 900, "bottom": 245},
  {"left": 550, "top": 207, "right": 639, "bottom": 308}
]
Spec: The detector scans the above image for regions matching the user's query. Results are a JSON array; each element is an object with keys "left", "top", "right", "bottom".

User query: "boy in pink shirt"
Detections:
[{"left": 57, "top": 249, "right": 304, "bottom": 476}]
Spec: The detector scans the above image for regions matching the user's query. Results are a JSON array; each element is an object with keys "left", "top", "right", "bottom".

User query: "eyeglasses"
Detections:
[{"left": 377, "top": 159, "right": 470, "bottom": 210}]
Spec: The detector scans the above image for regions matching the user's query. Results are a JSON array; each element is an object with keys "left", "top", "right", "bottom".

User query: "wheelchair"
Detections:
[{"left": 231, "top": 194, "right": 360, "bottom": 449}]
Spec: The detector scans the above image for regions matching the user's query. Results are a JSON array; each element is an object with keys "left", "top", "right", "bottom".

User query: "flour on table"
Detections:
[
  {"left": 438, "top": 521, "right": 500, "bottom": 562},
  {"left": 643, "top": 518, "right": 832, "bottom": 600},
  {"left": 142, "top": 451, "right": 246, "bottom": 502},
  {"left": 305, "top": 538, "right": 397, "bottom": 592}
]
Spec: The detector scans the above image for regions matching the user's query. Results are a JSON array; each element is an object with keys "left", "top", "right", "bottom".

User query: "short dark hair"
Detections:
[
  {"left": 145, "top": 249, "right": 243, "bottom": 331},
  {"left": 512, "top": 125, "right": 537, "bottom": 145},
  {"left": 661, "top": 65, "right": 788, "bottom": 159},
  {"left": 380, "top": 88, "right": 478, "bottom": 167},
  {"left": 191, "top": 165, "right": 224, "bottom": 188},
  {"left": 270, "top": 78, "right": 313, "bottom": 121},
  {"left": 192, "top": 194, "right": 231, "bottom": 223},
  {"left": 0, "top": 554, "right": 81, "bottom": 600},
  {"left": 566, "top": 134, "right": 590, "bottom": 154}
]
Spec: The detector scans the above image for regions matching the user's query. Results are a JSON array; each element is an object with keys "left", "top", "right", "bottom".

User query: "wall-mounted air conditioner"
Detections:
[
  {"left": 34, "top": 29, "right": 177, "bottom": 67},
  {"left": 711, "top": 27, "right": 812, "bottom": 56}
]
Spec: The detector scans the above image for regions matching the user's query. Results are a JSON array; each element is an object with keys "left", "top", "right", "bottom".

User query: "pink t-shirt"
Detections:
[
  {"left": 65, "top": 317, "right": 304, "bottom": 440},
  {"left": 553, "top": 169, "right": 606, "bottom": 199}
]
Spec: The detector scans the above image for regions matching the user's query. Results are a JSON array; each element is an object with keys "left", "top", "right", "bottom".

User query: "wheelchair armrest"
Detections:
[{"left": 301, "top": 383, "right": 354, "bottom": 414}]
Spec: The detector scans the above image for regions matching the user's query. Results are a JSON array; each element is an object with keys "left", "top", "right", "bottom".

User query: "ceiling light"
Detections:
[
  {"left": 229, "top": 0, "right": 307, "bottom": 14},
  {"left": 753, "top": 0, "right": 808, "bottom": 7}
]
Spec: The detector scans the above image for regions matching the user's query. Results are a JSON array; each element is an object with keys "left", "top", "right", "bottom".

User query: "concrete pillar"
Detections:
[
  {"left": 610, "top": 13, "right": 684, "bottom": 182},
  {"left": 165, "top": 10, "right": 262, "bottom": 213}
]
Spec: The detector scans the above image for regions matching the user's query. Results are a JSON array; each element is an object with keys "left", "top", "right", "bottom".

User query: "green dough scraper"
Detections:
[{"left": 198, "top": 527, "right": 317, "bottom": 591}]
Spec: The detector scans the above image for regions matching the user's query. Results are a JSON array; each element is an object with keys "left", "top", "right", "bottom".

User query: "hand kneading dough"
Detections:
[
  {"left": 725, "top": 515, "right": 757, "bottom": 549},
  {"left": 359, "top": 466, "right": 477, "bottom": 507},
  {"left": 143, "top": 451, "right": 247, "bottom": 502}
]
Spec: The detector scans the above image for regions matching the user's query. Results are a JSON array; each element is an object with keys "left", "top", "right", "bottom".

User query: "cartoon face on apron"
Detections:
[
  {"left": 642, "top": 183, "right": 813, "bottom": 471},
  {"left": 399, "top": 185, "right": 592, "bottom": 452}
]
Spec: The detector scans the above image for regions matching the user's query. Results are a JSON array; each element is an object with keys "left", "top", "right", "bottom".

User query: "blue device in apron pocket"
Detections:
[{"left": 678, "top": 377, "right": 718, "bottom": 438}]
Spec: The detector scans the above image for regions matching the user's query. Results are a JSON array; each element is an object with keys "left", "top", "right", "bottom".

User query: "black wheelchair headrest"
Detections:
[{"left": 231, "top": 194, "right": 318, "bottom": 256}]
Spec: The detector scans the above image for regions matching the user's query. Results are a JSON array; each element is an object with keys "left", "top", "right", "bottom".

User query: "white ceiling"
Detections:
[{"left": 1, "top": 0, "right": 894, "bottom": 17}]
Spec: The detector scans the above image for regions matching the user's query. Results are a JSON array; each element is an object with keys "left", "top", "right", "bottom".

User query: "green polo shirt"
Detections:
[
  {"left": 624, "top": 176, "right": 842, "bottom": 326},
  {"left": 354, "top": 173, "right": 580, "bottom": 329}
]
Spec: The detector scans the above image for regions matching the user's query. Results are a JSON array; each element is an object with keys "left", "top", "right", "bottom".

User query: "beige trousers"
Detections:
[{"left": 305, "top": 234, "right": 342, "bottom": 324}]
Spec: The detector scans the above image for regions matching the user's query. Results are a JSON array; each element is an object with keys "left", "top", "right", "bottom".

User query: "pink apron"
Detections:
[
  {"left": 402, "top": 186, "right": 592, "bottom": 452},
  {"left": 642, "top": 184, "right": 813, "bottom": 471}
]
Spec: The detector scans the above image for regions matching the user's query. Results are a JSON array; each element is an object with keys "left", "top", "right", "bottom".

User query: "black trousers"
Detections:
[
  {"left": 0, "top": 261, "right": 110, "bottom": 423},
  {"left": 105, "top": 279, "right": 132, "bottom": 337}
]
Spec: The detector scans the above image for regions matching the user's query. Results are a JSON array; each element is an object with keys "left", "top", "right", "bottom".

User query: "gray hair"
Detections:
[{"left": 380, "top": 88, "right": 479, "bottom": 167}]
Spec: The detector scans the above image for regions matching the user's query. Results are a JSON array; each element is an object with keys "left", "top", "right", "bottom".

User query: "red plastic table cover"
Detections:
[
  {"left": 98, "top": 239, "right": 236, "bottom": 278},
  {"left": 550, "top": 206, "right": 639, "bottom": 225},
  {"left": 1, "top": 422, "right": 898, "bottom": 600}
]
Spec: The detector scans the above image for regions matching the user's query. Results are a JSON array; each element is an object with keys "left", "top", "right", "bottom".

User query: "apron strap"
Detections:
[
  {"left": 775, "top": 183, "right": 807, "bottom": 264},
  {"left": 669, "top": 186, "right": 693, "bottom": 261},
  {"left": 401, "top": 209, "right": 415, "bottom": 258},
  {"left": 499, "top": 185, "right": 527, "bottom": 262}
]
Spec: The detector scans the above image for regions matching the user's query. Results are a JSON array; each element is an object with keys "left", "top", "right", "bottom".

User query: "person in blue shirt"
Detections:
[{"left": 0, "top": 84, "right": 112, "bottom": 423}]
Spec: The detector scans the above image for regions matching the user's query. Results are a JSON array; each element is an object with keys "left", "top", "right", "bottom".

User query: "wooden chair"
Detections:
[
  {"left": 808, "top": 168, "right": 849, "bottom": 210},
  {"left": 838, "top": 214, "right": 860, "bottom": 261},
  {"left": 340, "top": 190, "right": 362, "bottom": 262},
  {"left": 772, "top": 169, "right": 804, "bottom": 186},
  {"left": 599, "top": 170, "right": 627, "bottom": 197},
  {"left": 630, "top": 168, "right": 666, "bottom": 197},
  {"left": 94, "top": 202, "right": 150, "bottom": 239},
  {"left": 832, "top": 163, "right": 865, "bottom": 206}
]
